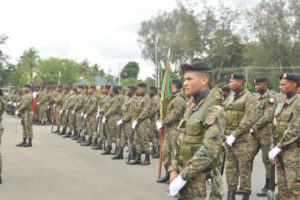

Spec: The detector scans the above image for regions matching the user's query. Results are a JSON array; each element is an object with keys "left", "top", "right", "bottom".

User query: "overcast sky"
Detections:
[{"left": 0, "top": 0, "right": 259, "bottom": 79}]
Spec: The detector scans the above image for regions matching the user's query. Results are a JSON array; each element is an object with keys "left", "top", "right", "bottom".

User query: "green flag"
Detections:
[{"left": 160, "top": 49, "right": 172, "bottom": 121}]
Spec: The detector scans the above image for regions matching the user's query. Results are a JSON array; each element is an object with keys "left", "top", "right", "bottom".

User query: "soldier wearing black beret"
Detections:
[{"left": 168, "top": 60, "right": 228, "bottom": 199}]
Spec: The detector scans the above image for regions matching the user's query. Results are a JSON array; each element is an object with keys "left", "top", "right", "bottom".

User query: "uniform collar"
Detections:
[
  {"left": 192, "top": 89, "right": 210, "bottom": 105},
  {"left": 285, "top": 92, "right": 297, "bottom": 105},
  {"left": 234, "top": 87, "right": 245, "bottom": 97}
]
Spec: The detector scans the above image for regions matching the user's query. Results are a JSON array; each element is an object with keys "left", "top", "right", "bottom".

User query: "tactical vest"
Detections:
[
  {"left": 275, "top": 95, "right": 300, "bottom": 144},
  {"left": 225, "top": 90, "right": 250, "bottom": 130},
  {"left": 176, "top": 96, "right": 220, "bottom": 168}
]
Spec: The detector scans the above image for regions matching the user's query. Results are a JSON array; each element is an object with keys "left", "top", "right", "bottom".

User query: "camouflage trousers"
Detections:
[
  {"left": 251, "top": 127, "right": 272, "bottom": 178},
  {"left": 99, "top": 120, "right": 106, "bottom": 141},
  {"left": 134, "top": 119, "right": 150, "bottom": 154},
  {"left": 75, "top": 110, "right": 83, "bottom": 133},
  {"left": 277, "top": 146, "right": 300, "bottom": 200},
  {"left": 21, "top": 111, "right": 33, "bottom": 139},
  {"left": 149, "top": 118, "right": 158, "bottom": 143},
  {"left": 87, "top": 115, "right": 97, "bottom": 138},
  {"left": 106, "top": 116, "right": 119, "bottom": 146},
  {"left": 162, "top": 126, "right": 179, "bottom": 170},
  {"left": 67, "top": 112, "right": 74, "bottom": 132},
  {"left": 55, "top": 106, "right": 62, "bottom": 126},
  {"left": 0, "top": 124, "right": 3, "bottom": 170},
  {"left": 225, "top": 133, "right": 253, "bottom": 194},
  {"left": 178, "top": 168, "right": 222, "bottom": 200},
  {"left": 62, "top": 112, "right": 68, "bottom": 130},
  {"left": 38, "top": 103, "right": 48, "bottom": 122},
  {"left": 120, "top": 121, "right": 132, "bottom": 148}
]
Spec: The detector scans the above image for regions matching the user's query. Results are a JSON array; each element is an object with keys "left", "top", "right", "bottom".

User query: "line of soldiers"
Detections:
[{"left": 1, "top": 61, "right": 299, "bottom": 200}]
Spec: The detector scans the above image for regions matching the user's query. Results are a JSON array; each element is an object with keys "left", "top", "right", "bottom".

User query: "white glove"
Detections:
[
  {"left": 17, "top": 102, "right": 20, "bottom": 106},
  {"left": 47, "top": 106, "right": 50, "bottom": 109},
  {"left": 33, "top": 92, "right": 37, "bottom": 98},
  {"left": 15, "top": 110, "right": 19, "bottom": 116},
  {"left": 169, "top": 174, "right": 187, "bottom": 197},
  {"left": 13, "top": 103, "right": 17, "bottom": 107},
  {"left": 117, "top": 119, "right": 123, "bottom": 126},
  {"left": 102, "top": 116, "right": 106, "bottom": 124},
  {"left": 72, "top": 110, "right": 75, "bottom": 115},
  {"left": 37, "top": 102, "right": 40, "bottom": 105},
  {"left": 250, "top": 128, "right": 254, "bottom": 134},
  {"left": 80, "top": 112, "right": 84, "bottom": 117},
  {"left": 132, "top": 120, "right": 138, "bottom": 130},
  {"left": 53, "top": 104, "right": 56, "bottom": 107},
  {"left": 84, "top": 114, "right": 87, "bottom": 119},
  {"left": 156, "top": 120, "right": 163, "bottom": 131},
  {"left": 268, "top": 146, "right": 282, "bottom": 160},
  {"left": 96, "top": 112, "right": 100, "bottom": 119},
  {"left": 226, "top": 135, "right": 236, "bottom": 147},
  {"left": 66, "top": 109, "right": 69, "bottom": 114},
  {"left": 60, "top": 110, "right": 63, "bottom": 115},
  {"left": 8, "top": 101, "right": 11, "bottom": 105}
]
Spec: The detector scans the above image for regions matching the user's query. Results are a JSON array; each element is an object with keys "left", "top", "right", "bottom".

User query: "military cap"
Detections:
[
  {"left": 181, "top": 61, "right": 212, "bottom": 73},
  {"left": 72, "top": 88, "right": 77, "bottom": 92},
  {"left": 254, "top": 76, "right": 268, "bottom": 84},
  {"left": 77, "top": 85, "right": 84, "bottom": 89},
  {"left": 23, "top": 84, "right": 31, "bottom": 89},
  {"left": 221, "top": 86, "right": 230, "bottom": 92},
  {"left": 150, "top": 86, "right": 157, "bottom": 90},
  {"left": 85, "top": 86, "right": 89, "bottom": 89},
  {"left": 35, "top": 85, "right": 40, "bottom": 88},
  {"left": 137, "top": 83, "right": 147, "bottom": 88},
  {"left": 230, "top": 73, "right": 246, "bottom": 81},
  {"left": 90, "top": 85, "right": 96, "bottom": 89},
  {"left": 280, "top": 73, "right": 300, "bottom": 83},
  {"left": 127, "top": 85, "right": 136, "bottom": 91},
  {"left": 104, "top": 85, "right": 111, "bottom": 89},
  {"left": 58, "top": 85, "right": 63, "bottom": 88}
]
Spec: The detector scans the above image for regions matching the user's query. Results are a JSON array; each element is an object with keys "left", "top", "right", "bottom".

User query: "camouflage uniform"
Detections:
[
  {"left": 38, "top": 89, "right": 48, "bottom": 124},
  {"left": 274, "top": 94, "right": 300, "bottom": 199},
  {"left": 224, "top": 89, "right": 257, "bottom": 194},
  {"left": 120, "top": 95, "right": 138, "bottom": 148},
  {"left": 61, "top": 93, "right": 71, "bottom": 131},
  {"left": 149, "top": 94, "right": 160, "bottom": 143},
  {"left": 162, "top": 91, "right": 186, "bottom": 170},
  {"left": 67, "top": 93, "right": 76, "bottom": 133},
  {"left": 99, "top": 95, "right": 111, "bottom": 142},
  {"left": 133, "top": 94, "right": 151, "bottom": 154},
  {"left": 54, "top": 91, "right": 65, "bottom": 127},
  {"left": 251, "top": 91, "right": 277, "bottom": 179},
  {"left": 18, "top": 92, "right": 33, "bottom": 139},
  {"left": 170, "top": 91, "right": 228, "bottom": 199},
  {"left": 73, "top": 92, "right": 85, "bottom": 133},
  {"left": 85, "top": 93, "right": 98, "bottom": 138},
  {"left": 104, "top": 95, "right": 121, "bottom": 146},
  {"left": 210, "top": 87, "right": 223, "bottom": 105}
]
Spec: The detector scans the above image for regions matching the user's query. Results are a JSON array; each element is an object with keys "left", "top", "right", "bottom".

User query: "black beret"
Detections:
[
  {"left": 35, "top": 86, "right": 40, "bottom": 88},
  {"left": 104, "top": 85, "right": 111, "bottom": 89},
  {"left": 280, "top": 73, "right": 300, "bottom": 83},
  {"left": 85, "top": 86, "right": 89, "bottom": 89},
  {"left": 150, "top": 86, "right": 157, "bottom": 90},
  {"left": 230, "top": 73, "right": 246, "bottom": 81},
  {"left": 254, "top": 76, "right": 268, "bottom": 84},
  {"left": 77, "top": 85, "right": 84, "bottom": 89},
  {"left": 221, "top": 86, "right": 230, "bottom": 92},
  {"left": 90, "top": 85, "right": 96, "bottom": 89},
  {"left": 23, "top": 84, "right": 31, "bottom": 89},
  {"left": 127, "top": 85, "right": 136, "bottom": 91},
  {"left": 72, "top": 88, "right": 77, "bottom": 92},
  {"left": 58, "top": 85, "right": 63, "bottom": 88},
  {"left": 181, "top": 61, "right": 212, "bottom": 73},
  {"left": 137, "top": 83, "right": 147, "bottom": 88}
]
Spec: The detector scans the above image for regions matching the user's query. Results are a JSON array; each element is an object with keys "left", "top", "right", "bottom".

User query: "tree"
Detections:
[{"left": 121, "top": 61, "right": 140, "bottom": 79}]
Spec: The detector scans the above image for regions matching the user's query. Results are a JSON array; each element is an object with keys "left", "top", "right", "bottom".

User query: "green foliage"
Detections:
[{"left": 121, "top": 61, "right": 140, "bottom": 79}]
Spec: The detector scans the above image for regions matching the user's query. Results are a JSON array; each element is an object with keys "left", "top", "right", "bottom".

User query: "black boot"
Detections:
[
  {"left": 142, "top": 154, "right": 150, "bottom": 165},
  {"left": 53, "top": 126, "right": 60, "bottom": 134},
  {"left": 227, "top": 190, "right": 236, "bottom": 200},
  {"left": 156, "top": 169, "right": 170, "bottom": 183},
  {"left": 112, "top": 147, "right": 123, "bottom": 160},
  {"left": 24, "top": 139, "right": 32, "bottom": 147},
  {"left": 242, "top": 193, "right": 249, "bottom": 200},
  {"left": 0, "top": 169, "right": 2, "bottom": 184},
  {"left": 77, "top": 136, "right": 85, "bottom": 143},
  {"left": 59, "top": 128, "right": 66, "bottom": 135},
  {"left": 153, "top": 147, "right": 160, "bottom": 159},
  {"left": 16, "top": 138, "right": 26, "bottom": 147},
  {"left": 81, "top": 137, "right": 92, "bottom": 146},
  {"left": 63, "top": 132, "right": 72, "bottom": 138},
  {"left": 129, "top": 153, "right": 141, "bottom": 165},
  {"left": 151, "top": 145, "right": 156, "bottom": 157},
  {"left": 111, "top": 147, "right": 118, "bottom": 155},
  {"left": 101, "top": 145, "right": 112, "bottom": 155},
  {"left": 72, "top": 131, "right": 79, "bottom": 140},
  {"left": 92, "top": 139, "right": 98, "bottom": 147},
  {"left": 257, "top": 178, "right": 270, "bottom": 197},
  {"left": 92, "top": 140, "right": 102, "bottom": 150}
]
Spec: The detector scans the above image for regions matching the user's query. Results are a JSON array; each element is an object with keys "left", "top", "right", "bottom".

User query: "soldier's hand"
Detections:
[
  {"left": 226, "top": 135, "right": 236, "bottom": 147},
  {"left": 156, "top": 120, "right": 163, "bottom": 131},
  {"left": 15, "top": 110, "right": 19, "bottom": 116},
  {"left": 268, "top": 146, "right": 281, "bottom": 160},
  {"left": 169, "top": 171, "right": 179, "bottom": 183},
  {"left": 169, "top": 173, "right": 187, "bottom": 197}
]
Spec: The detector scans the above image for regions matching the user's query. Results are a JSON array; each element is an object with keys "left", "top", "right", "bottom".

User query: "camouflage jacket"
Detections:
[
  {"left": 134, "top": 94, "right": 151, "bottom": 123},
  {"left": 149, "top": 94, "right": 160, "bottom": 120},
  {"left": 74, "top": 93, "right": 85, "bottom": 112},
  {"left": 122, "top": 95, "right": 139, "bottom": 122},
  {"left": 162, "top": 91, "right": 186, "bottom": 128},
  {"left": 253, "top": 91, "right": 277, "bottom": 132},
  {"left": 105, "top": 95, "right": 121, "bottom": 118},
  {"left": 67, "top": 94, "right": 76, "bottom": 111},
  {"left": 62, "top": 93, "right": 71, "bottom": 111},
  {"left": 18, "top": 92, "right": 33, "bottom": 112},
  {"left": 100, "top": 95, "right": 111, "bottom": 115},
  {"left": 209, "top": 87, "right": 223, "bottom": 105},
  {"left": 38, "top": 90, "right": 48, "bottom": 104},
  {"left": 85, "top": 93, "right": 98, "bottom": 117}
]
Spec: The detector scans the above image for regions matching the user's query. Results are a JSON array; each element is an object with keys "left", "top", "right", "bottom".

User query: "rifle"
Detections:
[
  {"left": 73, "top": 110, "right": 77, "bottom": 133},
  {"left": 267, "top": 164, "right": 277, "bottom": 200},
  {"left": 220, "top": 149, "right": 226, "bottom": 176},
  {"left": 51, "top": 104, "right": 56, "bottom": 133},
  {"left": 126, "top": 129, "right": 135, "bottom": 163},
  {"left": 117, "top": 124, "right": 122, "bottom": 152},
  {"left": 158, "top": 129, "right": 165, "bottom": 179},
  {"left": 103, "top": 124, "right": 107, "bottom": 151}
]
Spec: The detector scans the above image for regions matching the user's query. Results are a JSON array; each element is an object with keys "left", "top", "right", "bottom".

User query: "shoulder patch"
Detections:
[
  {"left": 205, "top": 115, "right": 216, "bottom": 125},
  {"left": 269, "top": 97, "right": 275, "bottom": 103}
]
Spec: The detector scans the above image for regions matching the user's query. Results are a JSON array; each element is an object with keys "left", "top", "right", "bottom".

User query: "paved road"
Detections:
[{"left": 0, "top": 114, "right": 270, "bottom": 200}]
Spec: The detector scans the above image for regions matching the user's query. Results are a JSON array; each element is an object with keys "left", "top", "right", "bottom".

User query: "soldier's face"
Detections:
[
  {"left": 184, "top": 72, "right": 208, "bottom": 96},
  {"left": 109, "top": 88, "right": 115, "bottom": 96},
  {"left": 280, "top": 79, "right": 297, "bottom": 95},
  {"left": 229, "top": 79, "right": 243, "bottom": 92},
  {"left": 255, "top": 82, "right": 267, "bottom": 93}
]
